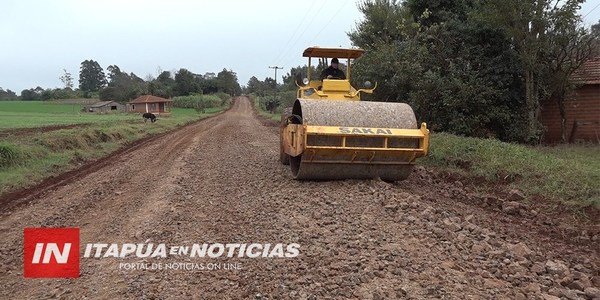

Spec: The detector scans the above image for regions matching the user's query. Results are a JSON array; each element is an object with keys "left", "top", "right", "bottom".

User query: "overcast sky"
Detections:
[{"left": 1, "top": 0, "right": 599, "bottom": 94}]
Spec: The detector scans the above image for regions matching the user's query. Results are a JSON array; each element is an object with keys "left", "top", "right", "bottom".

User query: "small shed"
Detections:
[
  {"left": 84, "top": 101, "right": 125, "bottom": 113},
  {"left": 127, "top": 95, "right": 173, "bottom": 114},
  {"left": 541, "top": 57, "right": 600, "bottom": 143}
]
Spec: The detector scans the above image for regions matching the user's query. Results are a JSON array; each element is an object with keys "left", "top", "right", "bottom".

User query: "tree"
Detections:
[
  {"left": 480, "top": 0, "right": 589, "bottom": 143},
  {"left": 59, "top": 69, "right": 73, "bottom": 89},
  {"left": 281, "top": 65, "right": 318, "bottom": 91},
  {"left": 20, "top": 87, "right": 44, "bottom": 100},
  {"left": 20, "top": 89, "right": 37, "bottom": 100},
  {"left": 216, "top": 68, "right": 242, "bottom": 96},
  {"left": 0, "top": 88, "right": 18, "bottom": 100},
  {"left": 263, "top": 77, "right": 276, "bottom": 91},
  {"left": 592, "top": 21, "right": 600, "bottom": 52},
  {"left": 349, "top": 0, "right": 424, "bottom": 102},
  {"left": 174, "top": 68, "right": 199, "bottom": 96},
  {"left": 406, "top": 0, "right": 473, "bottom": 26},
  {"left": 106, "top": 65, "right": 122, "bottom": 83},
  {"left": 246, "top": 76, "right": 262, "bottom": 95},
  {"left": 157, "top": 70, "right": 174, "bottom": 84},
  {"left": 348, "top": 0, "right": 409, "bottom": 48},
  {"left": 51, "top": 88, "right": 76, "bottom": 99},
  {"left": 199, "top": 76, "right": 219, "bottom": 94},
  {"left": 349, "top": 0, "right": 528, "bottom": 141},
  {"left": 79, "top": 59, "right": 107, "bottom": 92},
  {"left": 543, "top": 11, "right": 599, "bottom": 142},
  {"left": 144, "top": 73, "right": 155, "bottom": 82},
  {"left": 99, "top": 65, "right": 147, "bottom": 101},
  {"left": 149, "top": 71, "right": 175, "bottom": 98}
]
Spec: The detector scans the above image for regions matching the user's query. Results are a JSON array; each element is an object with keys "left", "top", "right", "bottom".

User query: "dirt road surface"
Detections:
[{"left": 1, "top": 97, "right": 598, "bottom": 299}]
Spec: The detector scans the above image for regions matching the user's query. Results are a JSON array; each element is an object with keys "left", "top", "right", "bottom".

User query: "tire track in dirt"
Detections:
[{"left": 0, "top": 103, "right": 226, "bottom": 299}]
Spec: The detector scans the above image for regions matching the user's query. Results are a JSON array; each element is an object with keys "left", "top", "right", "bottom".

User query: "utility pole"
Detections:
[{"left": 268, "top": 66, "right": 283, "bottom": 112}]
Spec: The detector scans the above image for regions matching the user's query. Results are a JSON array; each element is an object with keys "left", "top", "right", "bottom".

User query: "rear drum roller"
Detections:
[{"left": 279, "top": 108, "right": 292, "bottom": 165}]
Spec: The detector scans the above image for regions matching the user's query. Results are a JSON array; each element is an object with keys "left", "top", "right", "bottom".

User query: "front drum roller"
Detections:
[{"left": 288, "top": 99, "right": 420, "bottom": 181}]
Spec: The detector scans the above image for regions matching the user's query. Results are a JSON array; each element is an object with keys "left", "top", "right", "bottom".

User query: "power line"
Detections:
[
  {"left": 583, "top": 2, "right": 600, "bottom": 18},
  {"left": 282, "top": 1, "right": 353, "bottom": 70},
  {"left": 273, "top": 0, "right": 318, "bottom": 65},
  {"left": 268, "top": 66, "right": 284, "bottom": 104},
  {"left": 308, "top": 0, "right": 350, "bottom": 46},
  {"left": 268, "top": 66, "right": 284, "bottom": 82},
  {"left": 276, "top": 0, "right": 328, "bottom": 67}
]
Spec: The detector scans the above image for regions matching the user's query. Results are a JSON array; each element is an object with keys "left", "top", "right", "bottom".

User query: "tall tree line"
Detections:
[
  {"left": 8, "top": 60, "right": 242, "bottom": 102},
  {"left": 349, "top": 0, "right": 599, "bottom": 143}
]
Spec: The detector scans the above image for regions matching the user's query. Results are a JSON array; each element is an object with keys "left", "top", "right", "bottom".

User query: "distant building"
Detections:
[
  {"left": 204, "top": 72, "right": 216, "bottom": 80},
  {"left": 541, "top": 57, "right": 600, "bottom": 143},
  {"left": 127, "top": 95, "right": 173, "bottom": 114},
  {"left": 84, "top": 101, "right": 125, "bottom": 113}
]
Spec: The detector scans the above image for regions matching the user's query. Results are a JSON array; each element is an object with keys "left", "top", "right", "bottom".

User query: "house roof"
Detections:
[
  {"left": 572, "top": 57, "right": 600, "bottom": 85},
  {"left": 90, "top": 101, "right": 120, "bottom": 108},
  {"left": 129, "top": 95, "right": 173, "bottom": 104}
]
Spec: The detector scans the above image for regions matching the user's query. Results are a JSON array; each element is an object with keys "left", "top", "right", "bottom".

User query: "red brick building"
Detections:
[
  {"left": 541, "top": 57, "right": 600, "bottom": 143},
  {"left": 127, "top": 95, "right": 173, "bottom": 114}
]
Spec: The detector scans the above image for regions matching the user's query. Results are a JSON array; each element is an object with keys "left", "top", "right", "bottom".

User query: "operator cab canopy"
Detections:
[
  {"left": 302, "top": 47, "right": 364, "bottom": 83},
  {"left": 302, "top": 47, "right": 364, "bottom": 59}
]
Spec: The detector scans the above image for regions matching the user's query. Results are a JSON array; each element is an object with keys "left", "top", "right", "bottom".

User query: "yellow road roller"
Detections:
[{"left": 280, "top": 47, "right": 429, "bottom": 181}]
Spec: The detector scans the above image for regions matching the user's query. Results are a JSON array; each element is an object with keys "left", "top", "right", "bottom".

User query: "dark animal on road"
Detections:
[{"left": 143, "top": 113, "right": 157, "bottom": 123}]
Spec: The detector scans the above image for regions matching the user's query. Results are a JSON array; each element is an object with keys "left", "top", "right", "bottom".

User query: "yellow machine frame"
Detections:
[
  {"left": 283, "top": 123, "right": 429, "bottom": 163},
  {"left": 281, "top": 47, "right": 430, "bottom": 178},
  {"left": 296, "top": 48, "right": 376, "bottom": 101}
]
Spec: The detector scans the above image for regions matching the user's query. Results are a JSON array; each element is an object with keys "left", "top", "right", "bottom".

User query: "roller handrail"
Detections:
[{"left": 345, "top": 82, "right": 378, "bottom": 98}]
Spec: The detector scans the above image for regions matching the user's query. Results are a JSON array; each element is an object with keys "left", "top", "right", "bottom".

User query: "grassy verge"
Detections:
[
  {"left": 255, "top": 109, "right": 281, "bottom": 122},
  {"left": 422, "top": 133, "right": 600, "bottom": 207},
  {"left": 0, "top": 101, "right": 138, "bottom": 128},
  {"left": 0, "top": 106, "right": 225, "bottom": 195},
  {"left": 251, "top": 99, "right": 599, "bottom": 207},
  {"left": 251, "top": 95, "right": 282, "bottom": 121}
]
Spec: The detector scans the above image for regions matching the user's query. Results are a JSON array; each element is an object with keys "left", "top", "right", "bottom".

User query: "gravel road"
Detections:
[{"left": 0, "top": 97, "right": 598, "bottom": 299}]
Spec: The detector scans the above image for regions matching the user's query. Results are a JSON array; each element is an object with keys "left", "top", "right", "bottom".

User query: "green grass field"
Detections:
[
  {"left": 0, "top": 101, "right": 138, "bottom": 128},
  {"left": 0, "top": 100, "right": 228, "bottom": 194},
  {"left": 0, "top": 101, "right": 224, "bottom": 129},
  {"left": 0, "top": 101, "right": 84, "bottom": 113}
]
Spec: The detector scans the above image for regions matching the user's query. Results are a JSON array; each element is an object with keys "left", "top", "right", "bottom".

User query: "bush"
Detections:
[
  {"left": 214, "top": 92, "right": 230, "bottom": 102},
  {"left": 279, "top": 90, "right": 297, "bottom": 110},
  {"left": 0, "top": 143, "right": 19, "bottom": 168},
  {"left": 172, "top": 94, "right": 226, "bottom": 110}
]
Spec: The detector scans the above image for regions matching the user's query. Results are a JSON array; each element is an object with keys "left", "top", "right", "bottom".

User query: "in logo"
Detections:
[{"left": 23, "top": 228, "right": 80, "bottom": 278}]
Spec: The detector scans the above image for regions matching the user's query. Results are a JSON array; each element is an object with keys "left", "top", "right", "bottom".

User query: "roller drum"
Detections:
[
  {"left": 289, "top": 99, "right": 419, "bottom": 181},
  {"left": 279, "top": 108, "right": 292, "bottom": 165}
]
